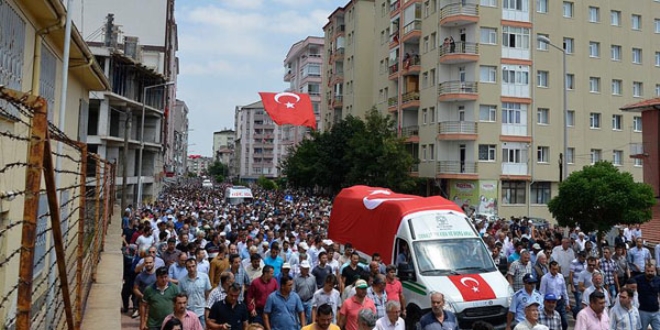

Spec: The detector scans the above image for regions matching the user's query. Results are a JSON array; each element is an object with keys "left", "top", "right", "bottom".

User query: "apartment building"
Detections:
[
  {"left": 283, "top": 36, "right": 324, "bottom": 134},
  {"left": 213, "top": 129, "right": 235, "bottom": 172},
  {"left": 324, "top": 0, "right": 657, "bottom": 220},
  {"left": 187, "top": 155, "right": 213, "bottom": 177},
  {"left": 321, "top": 1, "right": 376, "bottom": 128},
  {"left": 234, "top": 101, "right": 286, "bottom": 181},
  {"left": 77, "top": 0, "right": 180, "bottom": 206}
]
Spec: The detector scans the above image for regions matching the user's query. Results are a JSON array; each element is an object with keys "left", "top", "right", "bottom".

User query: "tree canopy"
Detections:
[
  {"left": 547, "top": 161, "right": 656, "bottom": 233},
  {"left": 281, "top": 108, "right": 417, "bottom": 194},
  {"left": 207, "top": 161, "right": 229, "bottom": 183}
]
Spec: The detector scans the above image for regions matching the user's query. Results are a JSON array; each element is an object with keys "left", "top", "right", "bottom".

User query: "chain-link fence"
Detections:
[{"left": 0, "top": 86, "right": 115, "bottom": 330}]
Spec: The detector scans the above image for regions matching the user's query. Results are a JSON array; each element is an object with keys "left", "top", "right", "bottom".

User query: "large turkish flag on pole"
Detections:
[{"left": 258, "top": 92, "right": 317, "bottom": 130}]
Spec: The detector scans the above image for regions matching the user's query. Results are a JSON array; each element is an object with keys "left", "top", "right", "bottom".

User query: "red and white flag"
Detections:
[
  {"left": 448, "top": 274, "right": 496, "bottom": 301},
  {"left": 258, "top": 92, "right": 317, "bottom": 130}
]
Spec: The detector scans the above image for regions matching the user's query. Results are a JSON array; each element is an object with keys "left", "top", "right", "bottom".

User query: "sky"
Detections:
[{"left": 175, "top": 0, "right": 343, "bottom": 156}]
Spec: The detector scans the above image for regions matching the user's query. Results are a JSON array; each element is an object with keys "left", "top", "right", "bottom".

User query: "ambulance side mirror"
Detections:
[{"left": 397, "top": 263, "right": 415, "bottom": 282}]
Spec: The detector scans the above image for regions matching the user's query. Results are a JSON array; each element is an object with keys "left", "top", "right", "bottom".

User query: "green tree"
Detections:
[
  {"left": 281, "top": 108, "right": 416, "bottom": 194},
  {"left": 207, "top": 161, "right": 228, "bottom": 178},
  {"left": 547, "top": 161, "right": 656, "bottom": 233},
  {"left": 256, "top": 175, "right": 277, "bottom": 190}
]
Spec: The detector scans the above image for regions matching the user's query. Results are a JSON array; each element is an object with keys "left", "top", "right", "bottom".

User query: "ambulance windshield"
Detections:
[{"left": 413, "top": 238, "right": 496, "bottom": 275}]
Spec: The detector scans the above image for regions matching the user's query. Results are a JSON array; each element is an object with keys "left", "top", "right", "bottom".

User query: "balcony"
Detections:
[
  {"left": 439, "top": 42, "right": 479, "bottom": 64},
  {"left": 402, "top": 55, "right": 420, "bottom": 75},
  {"left": 439, "top": 2, "right": 479, "bottom": 27},
  {"left": 401, "top": 91, "right": 420, "bottom": 109},
  {"left": 438, "top": 81, "right": 478, "bottom": 101},
  {"left": 390, "top": 0, "right": 400, "bottom": 15},
  {"left": 388, "top": 62, "right": 399, "bottom": 80},
  {"left": 334, "top": 24, "right": 345, "bottom": 39},
  {"left": 332, "top": 95, "right": 343, "bottom": 109},
  {"left": 401, "top": 20, "right": 421, "bottom": 43},
  {"left": 501, "top": 163, "right": 528, "bottom": 176},
  {"left": 390, "top": 32, "right": 400, "bottom": 48},
  {"left": 437, "top": 121, "right": 478, "bottom": 140},
  {"left": 387, "top": 96, "right": 398, "bottom": 112},
  {"left": 332, "top": 47, "right": 345, "bottom": 62},
  {"left": 436, "top": 161, "right": 478, "bottom": 179},
  {"left": 630, "top": 142, "right": 648, "bottom": 158},
  {"left": 402, "top": 125, "right": 420, "bottom": 142}
]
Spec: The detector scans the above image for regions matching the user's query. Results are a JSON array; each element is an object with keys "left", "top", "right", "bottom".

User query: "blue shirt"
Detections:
[
  {"left": 509, "top": 289, "right": 543, "bottom": 322},
  {"left": 168, "top": 263, "right": 188, "bottom": 281},
  {"left": 628, "top": 247, "right": 651, "bottom": 273},
  {"left": 264, "top": 255, "right": 284, "bottom": 277},
  {"left": 179, "top": 273, "right": 212, "bottom": 316},
  {"left": 419, "top": 310, "right": 459, "bottom": 330},
  {"left": 539, "top": 272, "right": 569, "bottom": 303},
  {"left": 264, "top": 291, "right": 304, "bottom": 330}
]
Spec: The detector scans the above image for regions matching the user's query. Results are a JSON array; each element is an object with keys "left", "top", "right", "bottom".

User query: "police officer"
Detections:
[{"left": 507, "top": 274, "right": 543, "bottom": 330}]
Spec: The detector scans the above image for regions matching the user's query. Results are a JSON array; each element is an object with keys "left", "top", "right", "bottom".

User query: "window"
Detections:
[
  {"left": 0, "top": 1, "right": 25, "bottom": 119},
  {"left": 503, "top": 0, "right": 526, "bottom": 11},
  {"left": 537, "top": 70, "right": 549, "bottom": 87},
  {"left": 502, "top": 67, "right": 530, "bottom": 85},
  {"left": 430, "top": 32, "right": 437, "bottom": 50},
  {"left": 429, "top": 144, "right": 435, "bottom": 160},
  {"left": 590, "top": 149, "right": 602, "bottom": 164},
  {"left": 633, "top": 116, "right": 642, "bottom": 132},
  {"left": 566, "top": 74, "right": 574, "bottom": 90},
  {"left": 634, "top": 158, "right": 643, "bottom": 167},
  {"left": 632, "top": 48, "right": 642, "bottom": 64},
  {"left": 589, "top": 42, "right": 600, "bottom": 57},
  {"left": 422, "top": 108, "right": 428, "bottom": 124},
  {"left": 423, "top": 36, "right": 429, "bottom": 53},
  {"left": 567, "top": 110, "right": 575, "bottom": 126},
  {"left": 656, "top": 84, "right": 660, "bottom": 96},
  {"left": 537, "top": 0, "right": 548, "bottom": 13},
  {"left": 429, "top": 107, "right": 435, "bottom": 123},
  {"left": 612, "top": 79, "right": 622, "bottom": 95},
  {"left": 613, "top": 150, "right": 623, "bottom": 166},
  {"left": 478, "top": 144, "right": 497, "bottom": 161},
  {"left": 537, "top": 108, "right": 549, "bottom": 124},
  {"left": 567, "top": 147, "right": 575, "bottom": 164},
  {"left": 422, "top": 145, "right": 427, "bottom": 161},
  {"left": 611, "top": 11, "right": 621, "bottom": 26},
  {"left": 530, "top": 182, "right": 551, "bottom": 204},
  {"left": 502, "top": 26, "right": 530, "bottom": 49},
  {"left": 590, "top": 112, "right": 601, "bottom": 128},
  {"left": 502, "top": 102, "right": 523, "bottom": 124},
  {"left": 502, "top": 181, "right": 526, "bottom": 205},
  {"left": 588, "top": 7, "right": 600, "bottom": 22},
  {"left": 589, "top": 77, "right": 601, "bottom": 92},
  {"left": 612, "top": 115, "right": 622, "bottom": 130},
  {"left": 479, "top": 105, "right": 497, "bottom": 122},
  {"left": 563, "top": 2, "right": 573, "bottom": 18},
  {"left": 480, "top": 0, "right": 497, "bottom": 7},
  {"left": 480, "top": 66, "right": 497, "bottom": 83},
  {"left": 632, "top": 15, "right": 641, "bottom": 30},
  {"left": 656, "top": 52, "right": 660, "bottom": 66},
  {"left": 422, "top": 71, "right": 429, "bottom": 88},
  {"left": 480, "top": 27, "right": 497, "bottom": 44},
  {"left": 633, "top": 81, "right": 643, "bottom": 97},
  {"left": 563, "top": 38, "right": 574, "bottom": 54},
  {"left": 537, "top": 34, "right": 549, "bottom": 50},
  {"left": 611, "top": 45, "right": 621, "bottom": 61},
  {"left": 537, "top": 146, "right": 549, "bottom": 163},
  {"left": 656, "top": 19, "right": 660, "bottom": 33},
  {"left": 430, "top": 69, "right": 436, "bottom": 87}
]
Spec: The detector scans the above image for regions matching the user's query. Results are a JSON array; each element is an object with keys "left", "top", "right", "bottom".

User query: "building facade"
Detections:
[
  {"left": 234, "top": 101, "right": 286, "bottom": 181},
  {"left": 75, "top": 0, "right": 179, "bottom": 206},
  {"left": 0, "top": 0, "right": 109, "bottom": 327},
  {"left": 283, "top": 36, "right": 324, "bottom": 134},
  {"left": 171, "top": 100, "right": 189, "bottom": 178},
  {"left": 213, "top": 129, "right": 235, "bottom": 159},
  {"left": 187, "top": 155, "right": 213, "bottom": 177},
  {"left": 322, "top": 0, "right": 655, "bottom": 220}
]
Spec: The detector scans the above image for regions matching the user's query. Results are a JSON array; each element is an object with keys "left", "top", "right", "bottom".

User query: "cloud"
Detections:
[{"left": 216, "top": 0, "right": 265, "bottom": 10}]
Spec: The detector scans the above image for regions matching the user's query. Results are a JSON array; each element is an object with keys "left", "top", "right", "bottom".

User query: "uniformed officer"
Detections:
[{"left": 506, "top": 273, "right": 543, "bottom": 330}]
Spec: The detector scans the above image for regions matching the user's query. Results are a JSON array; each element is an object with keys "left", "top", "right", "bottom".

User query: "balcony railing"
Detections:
[
  {"left": 402, "top": 91, "right": 420, "bottom": 103},
  {"left": 403, "top": 20, "right": 422, "bottom": 36},
  {"left": 439, "top": 41, "right": 479, "bottom": 56},
  {"left": 437, "top": 121, "right": 478, "bottom": 134},
  {"left": 440, "top": 2, "right": 479, "bottom": 20},
  {"left": 403, "top": 55, "right": 420, "bottom": 68},
  {"left": 402, "top": 125, "right": 419, "bottom": 137},
  {"left": 390, "top": 0, "right": 400, "bottom": 12},
  {"left": 438, "top": 81, "right": 478, "bottom": 95},
  {"left": 388, "top": 96, "right": 398, "bottom": 106},
  {"left": 437, "top": 161, "right": 478, "bottom": 174},
  {"left": 389, "top": 63, "right": 399, "bottom": 75}
]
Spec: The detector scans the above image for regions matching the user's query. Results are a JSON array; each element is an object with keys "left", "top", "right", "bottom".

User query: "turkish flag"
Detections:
[
  {"left": 258, "top": 92, "right": 317, "bottom": 130},
  {"left": 448, "top": 274, "right": 496, "bottom": 301}
]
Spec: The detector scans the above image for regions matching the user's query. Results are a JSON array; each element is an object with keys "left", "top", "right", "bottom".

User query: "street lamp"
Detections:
[
  {"left": 537, "top": 35, "right": 568, "bottom": 181},
  {"left": 137, "top": 81, "right": 175, "bottom": 207}
]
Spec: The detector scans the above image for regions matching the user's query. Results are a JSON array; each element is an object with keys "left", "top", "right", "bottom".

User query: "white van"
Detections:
[
  {"left": 202, "top": 179, "right": 213, "bottom": 188},
  {"left": 328, "top": 186, "right": 511, "bottom": 330},
  {"left": 224, "top": 186, "right": 253, "bottom": 205}
]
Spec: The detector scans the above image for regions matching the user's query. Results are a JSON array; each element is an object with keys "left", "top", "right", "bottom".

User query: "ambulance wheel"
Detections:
[{"left": 405, "top": 306, "right": 422, "bottom": 330}]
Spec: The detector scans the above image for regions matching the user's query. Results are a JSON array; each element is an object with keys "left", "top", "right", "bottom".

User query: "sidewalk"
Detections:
[{"left": 81, "top": 205, "right": 139, "bottom": 329}]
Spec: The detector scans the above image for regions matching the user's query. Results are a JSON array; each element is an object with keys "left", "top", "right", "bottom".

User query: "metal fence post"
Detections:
[{"left": 75, "top": 143, "right": 87, "bottom": 328}]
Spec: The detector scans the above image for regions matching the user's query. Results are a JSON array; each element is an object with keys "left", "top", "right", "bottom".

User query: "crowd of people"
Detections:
[{"left": 120, "top": 181, "right": 660, "bottom": 330}]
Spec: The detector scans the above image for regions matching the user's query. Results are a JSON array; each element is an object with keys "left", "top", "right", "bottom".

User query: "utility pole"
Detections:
[{"left": 121, "top": 110, "right": 131, "bottom": 211}]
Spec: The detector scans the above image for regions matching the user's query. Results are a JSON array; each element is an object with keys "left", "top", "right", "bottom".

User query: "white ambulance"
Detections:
[
  {"left": 328, "top": 186, "right": 511, "bottom": 330},
  {"left": 224, "top": 186, "right": 253, "bottom": 205}
]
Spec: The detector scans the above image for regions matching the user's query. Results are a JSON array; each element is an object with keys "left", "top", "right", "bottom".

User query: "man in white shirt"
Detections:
[{"left": 375, "top": 300, "right": 404, "bottom": 330}]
